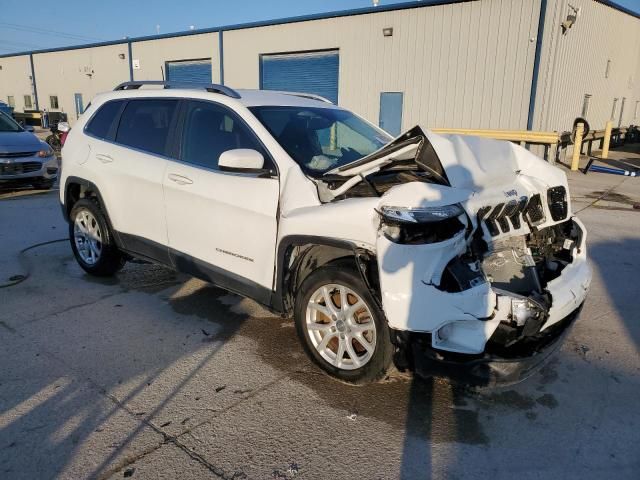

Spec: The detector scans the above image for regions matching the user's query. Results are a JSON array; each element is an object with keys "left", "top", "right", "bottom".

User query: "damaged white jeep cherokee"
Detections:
[{"left": 60, "top": 81, "right": 591, "bottom": 384}]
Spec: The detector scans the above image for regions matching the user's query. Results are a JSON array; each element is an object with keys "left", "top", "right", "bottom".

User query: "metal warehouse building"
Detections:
[{"left": 1, "top": 0, "right": 639, "bottom": 136}]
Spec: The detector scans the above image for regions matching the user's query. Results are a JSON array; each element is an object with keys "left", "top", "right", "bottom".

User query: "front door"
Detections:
[{"left": 163, "top": 100, "right": 279, "bottom": 302}]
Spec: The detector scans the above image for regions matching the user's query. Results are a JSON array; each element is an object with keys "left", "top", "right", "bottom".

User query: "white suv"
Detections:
[{"left": 60, "top": 81, "right": 591, "bottom": 385}]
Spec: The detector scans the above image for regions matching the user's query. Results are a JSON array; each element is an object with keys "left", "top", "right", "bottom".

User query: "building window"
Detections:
[
  {"left": 7, "top": 96, "right": 15, "bottom": 107},
  {"left": 24, "top": 95, "right": 32, "bottom": 109},
  {"left": 50, "top": 96, "right": 59, "bottom": 109}
]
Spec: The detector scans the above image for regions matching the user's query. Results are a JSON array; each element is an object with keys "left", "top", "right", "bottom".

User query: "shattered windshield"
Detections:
[{"left": 249, "top": 106, "right": 393, "bottom": 176}]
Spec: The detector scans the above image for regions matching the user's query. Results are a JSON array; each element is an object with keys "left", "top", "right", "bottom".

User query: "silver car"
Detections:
[{"left": 0, "top": 111, "right": 58, "bottom": 189}]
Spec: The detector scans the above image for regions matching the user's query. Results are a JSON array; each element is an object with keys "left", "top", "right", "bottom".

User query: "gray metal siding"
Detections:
[{"left": 533, "top": 0, "right": 640, "bottom": 132}]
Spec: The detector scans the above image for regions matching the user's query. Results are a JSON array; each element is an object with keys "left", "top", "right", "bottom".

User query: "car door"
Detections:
[
  {"left": 90, "top": 98, "right": 178, "bottom": 262},
  {"left": 163, "top": 100, "right": 280, "bottom": 302}
]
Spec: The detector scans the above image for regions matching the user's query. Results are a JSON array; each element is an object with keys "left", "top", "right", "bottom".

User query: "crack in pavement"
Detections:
[{"left": 573, "top": 177, "right": 628, "bottom": 214}]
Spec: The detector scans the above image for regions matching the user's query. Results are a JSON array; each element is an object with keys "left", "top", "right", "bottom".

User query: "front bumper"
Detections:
[
  {"left": 378, "top": 217, "right": 592, "bottom": 361},
  {"left": 406, "top": 302, "right": 582, "bottom": 386},
  {"left": 0, "top": 156, "right": 58, "bottom": 182}
]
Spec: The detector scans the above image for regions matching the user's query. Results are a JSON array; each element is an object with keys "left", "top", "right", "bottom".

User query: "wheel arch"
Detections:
[
  {"left": 62, "top": 176, "right": 122, "bottom": 247},
  {"left": 272, "top": 235, "right": 380, "bottom": 315}
]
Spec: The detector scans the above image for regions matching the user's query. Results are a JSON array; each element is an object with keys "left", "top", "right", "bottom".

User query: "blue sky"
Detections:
[{"left": 1, "top": 0, "right": 639, "bottom": 54}]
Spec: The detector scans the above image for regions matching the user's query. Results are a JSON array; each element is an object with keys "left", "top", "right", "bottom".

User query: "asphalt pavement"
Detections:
[{"left": 0, "top": 146, "right": 639, "bottom": 479}]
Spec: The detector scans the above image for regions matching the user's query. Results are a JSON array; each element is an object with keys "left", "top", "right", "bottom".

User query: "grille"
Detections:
[
  {"left": 547, "top": 186, "right": 568, "bottom": 221},
  {"left": 0, "top": 151, "right": 38, "bottom": 158},
  {"left": 0, "top": 162, "right": 42, "bottom": 176},
  {"left": 525, "top": 194, "right": 546, "bottom": 225},
  {"left": 478, "top": 195, "right": 539, "bottom": 236}
]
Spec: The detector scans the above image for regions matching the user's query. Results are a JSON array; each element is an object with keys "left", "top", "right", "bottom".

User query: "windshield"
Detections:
[
  {"left": 249, "top": 106, "right": 393, "bottom": 176},
  {"left": 0, "top": 111, "right": 23, "bottom": 133}
]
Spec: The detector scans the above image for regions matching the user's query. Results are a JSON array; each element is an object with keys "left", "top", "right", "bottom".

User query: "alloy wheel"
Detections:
[{"left": 305, "top": 283, "right": 377, "bottom": 370}]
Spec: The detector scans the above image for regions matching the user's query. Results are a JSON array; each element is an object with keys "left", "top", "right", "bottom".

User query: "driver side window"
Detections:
[{"left": 180, "top": 101, "right": 270, "bottom": 170}]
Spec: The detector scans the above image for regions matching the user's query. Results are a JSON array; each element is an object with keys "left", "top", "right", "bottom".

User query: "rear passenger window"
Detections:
[
  {"left": 115, "top": 100, "right": 178, "bottom": 156},
  {"left": 85, "top": 100, "right": 124, "bottom": 140},
  {"left": 180, "top": 100, "right": 269, "bottom": 169}
]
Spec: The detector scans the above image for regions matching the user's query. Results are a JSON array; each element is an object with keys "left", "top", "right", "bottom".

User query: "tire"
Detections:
[
  {"left": 69, "top": 198, "right": 125, "bottom": 276},
  {"left": 32, "top": 178, "right": 54, "bottom": 190},
  {"left": 294, "top": 265, "right": 393, "bottom": 384}
]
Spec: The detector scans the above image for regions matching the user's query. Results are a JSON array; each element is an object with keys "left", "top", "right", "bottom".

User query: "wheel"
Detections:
[
  {"left": 69, "top": 199, "right": 125, "bottom": 276},
  {"left": 294, "top": 265, "right": 393, "bottom": 384},
  {"left": 32, "top": 178, "right": 54, "bottom": 190}
]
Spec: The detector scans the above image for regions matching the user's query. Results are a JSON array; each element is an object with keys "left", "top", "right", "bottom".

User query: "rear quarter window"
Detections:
[
  {"left": 85, "top": 100, "right": 124, "bottom": 140},
  {"left": 115, "top": 99, "right": 178, "bottom": 156}
]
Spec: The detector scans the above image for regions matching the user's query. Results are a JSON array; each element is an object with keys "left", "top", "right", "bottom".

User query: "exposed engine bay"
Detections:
[{"left": 352, "top": 126, "right": 592, "bottom": 360}]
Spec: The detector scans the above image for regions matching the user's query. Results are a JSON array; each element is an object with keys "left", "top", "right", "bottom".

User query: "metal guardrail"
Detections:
[
  {"left": 431, "top": 123, "right": 638, "bottom": 170},
  {"left": 431, "top": 127, "right": 565, "bottom": 163}
]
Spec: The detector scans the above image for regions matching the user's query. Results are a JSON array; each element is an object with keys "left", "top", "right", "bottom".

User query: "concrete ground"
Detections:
[{"left": 0, "top": 146, "right": 639, "bottom": 480}]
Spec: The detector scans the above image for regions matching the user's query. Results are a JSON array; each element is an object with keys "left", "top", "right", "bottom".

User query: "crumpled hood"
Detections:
[
  {"left": 424, "top": 129, "right": 567, "bottom": 192},
  {"left": 0, "top": 131, "right": 43, "bottom": 152}
]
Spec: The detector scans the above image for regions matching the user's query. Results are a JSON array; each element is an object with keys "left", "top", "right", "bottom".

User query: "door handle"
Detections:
[
  {"left": 96, "top": 154, "right": 113, "bottom": 163},
  {"left": 168, "top": 173, "right": 193, "bottom": 185}
]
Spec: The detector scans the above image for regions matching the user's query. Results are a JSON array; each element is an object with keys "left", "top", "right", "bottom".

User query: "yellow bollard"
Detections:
[
  {"left": 571, "top": 122, "right": 584, "bottom": 171},
  {"left": 602, "top": 120, "right": 613, "bottom": 159}
]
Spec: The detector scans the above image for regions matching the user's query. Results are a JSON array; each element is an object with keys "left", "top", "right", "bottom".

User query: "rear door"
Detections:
[
  {"left": 91, "top": 98, "right": 178, "bottom": 260},
  {"left": 163, "top": 100, "right": 279, "bottom": 302}
]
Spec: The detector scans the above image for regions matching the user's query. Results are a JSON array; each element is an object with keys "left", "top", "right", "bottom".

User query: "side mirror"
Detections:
[
  {"left": 25, "top": 125, "right": 35, "bottom": 132},
  {"left": 57, "top": 121, "right": 70, "bottom": 133},
  {"left": 218, "top": 149, "right": 266, "bottom": 173}
]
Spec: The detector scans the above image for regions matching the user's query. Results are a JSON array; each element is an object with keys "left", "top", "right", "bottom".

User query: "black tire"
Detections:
[
  {"left": 69, "top": 198, "right": 125, "bottom": 276},
  {"left": 294, "top": 265, "right": 393, "bottom": 384},
  {"left": 32, "top": 178, "right": 54, "bottom": 190}
]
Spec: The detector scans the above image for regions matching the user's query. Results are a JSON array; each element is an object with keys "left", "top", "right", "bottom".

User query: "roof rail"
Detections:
[
  {"left": 113, "top": 81, "right": 241, "bottom": 99},
  {"left": 277, "top": 91, "right": 334, "bottom": 104}
]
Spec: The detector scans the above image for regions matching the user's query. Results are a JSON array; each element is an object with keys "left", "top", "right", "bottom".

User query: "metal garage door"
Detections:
[
  {"left": 260, "top": 50, "right": 339, "bottom": 104},
  {"left": 166, "top": 59, "right": 212, "bottom": 84}
]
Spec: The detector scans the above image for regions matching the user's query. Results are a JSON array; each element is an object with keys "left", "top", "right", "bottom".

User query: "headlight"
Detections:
[
  {"left": 379, "top": 204, "right": 464, "bottom": 224},
  {"left": 378, "top": 204, "right": 466, "bottom": 244},
  {"left": 37, "top": 148, "right": 54, "bottom": 158}
]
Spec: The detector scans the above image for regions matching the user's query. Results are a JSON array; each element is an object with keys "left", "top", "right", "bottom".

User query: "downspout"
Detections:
[
  {"left": 29, "top": 53, "right": 39, "bottom": 111},
  {"left": 127, "top": 41, "right": 134, "bottom": 81},
  {"left": 218, "top": 30, "right": 225, "bottom": 85},
  {"left": 526, "top": 0, "right": 548, "bottom": 131}
]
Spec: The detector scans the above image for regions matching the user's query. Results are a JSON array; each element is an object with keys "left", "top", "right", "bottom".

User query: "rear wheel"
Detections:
[
  {"left": 294, "top": 265, "right": 393, "bottom": 384},
  {"left": 69, "top": 199, "right": 125, "bottom": 276}
]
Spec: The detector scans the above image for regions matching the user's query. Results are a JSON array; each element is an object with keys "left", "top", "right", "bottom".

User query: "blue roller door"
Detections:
[
  {"left": 260, "top": 50, "right": 339, "bottom": 104},
  {"left": 166, "top": 59, "right": 212, "bottom": 84}
]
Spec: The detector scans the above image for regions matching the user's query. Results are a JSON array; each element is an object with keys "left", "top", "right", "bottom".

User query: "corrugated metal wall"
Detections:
[
  {"left": 533, "top": 0, "right": 640, "bottom": 132},
  {"left": 224, "top": 0, "right": 541, "bottom": 131},
  {"left": 33, "top": 44, "right": 131, "bottom": 121},
  {"left": 0, "top": 55, "right": 34, "bottom": 112},
  {"left": 1, "top": 0, "right": 639, "bottom": 132}
]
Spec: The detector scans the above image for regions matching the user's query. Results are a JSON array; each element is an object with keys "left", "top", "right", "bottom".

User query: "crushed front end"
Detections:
[{"left": 374, "top": 134, "right": 592, "bottom": 385}]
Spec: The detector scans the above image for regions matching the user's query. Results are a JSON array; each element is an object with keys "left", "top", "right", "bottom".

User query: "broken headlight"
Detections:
[{"left": 378, "top": 204, "right": 466, "bottom": 244}]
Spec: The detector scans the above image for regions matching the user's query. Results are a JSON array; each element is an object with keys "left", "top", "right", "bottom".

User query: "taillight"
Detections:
[{"left": 60, "top": 131, "right": 69, "bottom": 146}]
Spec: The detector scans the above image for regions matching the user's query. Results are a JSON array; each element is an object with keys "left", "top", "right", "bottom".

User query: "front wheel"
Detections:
[
  {"left": 294, "top": 265, "right": 393, "bottom": 384},
  {"left": 69, "top": 199, "right": 125, "bottom": 276}
]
